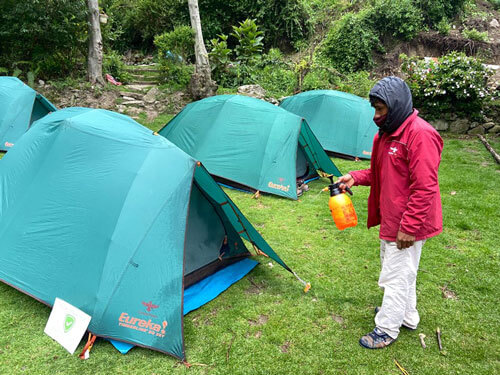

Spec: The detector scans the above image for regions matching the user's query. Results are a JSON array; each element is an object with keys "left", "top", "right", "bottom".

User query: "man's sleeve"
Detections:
[
  {"left": 399, "top": 129, "right": 443, "bottom": 235},
  {"left": 349, "top": 169, "right": 372, "bottom": 186}
]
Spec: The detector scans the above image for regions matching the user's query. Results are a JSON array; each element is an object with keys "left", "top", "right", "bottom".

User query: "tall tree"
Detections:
[
  {"left": 87, "top": 0, "right": 105, "bottom": 85},
  {"left": 187, "top": 0, "right": 217, "bottom": 99}
]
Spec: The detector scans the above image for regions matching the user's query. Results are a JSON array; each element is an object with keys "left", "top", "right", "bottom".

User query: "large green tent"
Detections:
[
  {"left": 0, "top": 76, "right": 56, "bottom": 152},
  {"left": 159, "top": 95, "right": 341, "bottom": 200},
  {"left": 280, "top": 90, "right": 377, "bottom": 159},
  {"left": 0, "top": 107, "right": 294, "bottom": 360}
]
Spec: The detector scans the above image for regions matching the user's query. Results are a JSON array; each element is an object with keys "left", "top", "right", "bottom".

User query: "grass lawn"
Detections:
[{"left": 0, "top": 133, "right": 499, "bottom": 375}]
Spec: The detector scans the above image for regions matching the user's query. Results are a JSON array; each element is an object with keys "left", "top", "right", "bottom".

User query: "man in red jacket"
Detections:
[{"left": 338, "top": 76, "right": 443, "bottom": 349}]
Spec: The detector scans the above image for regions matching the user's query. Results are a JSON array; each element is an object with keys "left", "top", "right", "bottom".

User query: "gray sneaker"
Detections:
[{"left": 359, "top": 327, "right": 396, "bottom": 349}]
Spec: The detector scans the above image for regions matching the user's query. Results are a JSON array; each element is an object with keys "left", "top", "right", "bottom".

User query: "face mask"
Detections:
[{"left": 373, "top": 114, "right": 387, "bottom": 127}]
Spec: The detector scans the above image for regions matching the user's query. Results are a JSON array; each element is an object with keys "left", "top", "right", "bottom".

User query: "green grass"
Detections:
[{"left": 0, "top": 135, "right": 499, "bottom": 374}]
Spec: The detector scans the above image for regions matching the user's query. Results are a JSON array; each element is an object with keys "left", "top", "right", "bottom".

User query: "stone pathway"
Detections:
[{"left": 117, "top": 64, "right": 161, "bottom": 119}]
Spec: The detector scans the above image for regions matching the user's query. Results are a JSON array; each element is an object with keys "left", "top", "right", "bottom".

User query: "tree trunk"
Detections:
[
  {"left": 87, "top": 0, "right": 105, "bottom": 85},
  {"left": 187, "top": 0, "right": 217, "bottom": 99}
]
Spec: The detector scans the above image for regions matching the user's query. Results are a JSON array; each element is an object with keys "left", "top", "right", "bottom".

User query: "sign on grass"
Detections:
[{"left": 44, "top": 298, "right": 91, "bottom": 354}]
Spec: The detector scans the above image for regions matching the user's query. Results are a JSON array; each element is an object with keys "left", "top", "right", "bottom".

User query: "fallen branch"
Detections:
[{"left": 478, "top": 135, "right": 500, "bottom": 164}]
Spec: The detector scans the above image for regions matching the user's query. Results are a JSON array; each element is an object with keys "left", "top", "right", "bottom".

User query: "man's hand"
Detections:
[
  {"left": 337, "top": 174, "right": 354, "bottom": 192},
  {"left": 396, "top": 230, "right": 415, "bottom": 250}
]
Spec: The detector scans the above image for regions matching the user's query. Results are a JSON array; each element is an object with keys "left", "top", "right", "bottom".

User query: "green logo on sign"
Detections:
[{"left": 64, "top": 314, "right": 75, "bottom": 333}]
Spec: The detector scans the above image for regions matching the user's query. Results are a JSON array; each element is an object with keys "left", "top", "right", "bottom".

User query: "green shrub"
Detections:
[
  {"left": 401, "top": 52, "right": 494, "bottom": 119},
  {"left": 301, "top": 70, "right": 376, "bottom": 98},
  {"left": 0, "top": 0, "right": 87, "bottom": 78},
  {"left": 253, "top": 49, "right": 296, "bottom": 98},
  {"left": 413, "top": 0, "right": 468, "bottom": 28},
  {"left": 461, "top": 28, "right": 489, "bottom": 42},
  {"left": 321, "top": 12, "right": 379, "bottom": 73},
  {"left": 153, "top": 26, "right": 194, "bottom": 62},
  {"left": 209, "top": 20, "right": 265, "bottom": 88},
  {"left": 103, "top": 51, "right": 131, "bottom": 84},
  {"left": 489, "top": 0, "right": 500, "bottom": 10},
  {"left": 368, "top": 0, "right": 423, "bottom": 41},
  {"left": 231, "top": 19, "right": 264, "bottom": 64},
  {"left": 436, "top": 17, "right": 451, "bottom": 35}
]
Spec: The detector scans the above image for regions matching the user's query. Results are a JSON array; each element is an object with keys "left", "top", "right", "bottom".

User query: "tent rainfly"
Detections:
[
  {"left": 0, "top": 107, "right": 297, "bottom": 361},
  {"left": 0, "top": 76, "right": 56, "bottom": 152},
  {"left": 159, "top": 95, "right": 341, "bottom": 200},
  {"left": 280, "top": 90, "right": 377, "bottom": 159}
]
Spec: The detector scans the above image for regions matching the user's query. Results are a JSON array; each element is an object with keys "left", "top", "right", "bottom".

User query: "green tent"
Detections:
[
  {"left": 280, "top": 90, "right": 377, "bottom": 159},
  {"left": 0, "top": 76, "right": 56, "bottom": 152},
  {"left": 159, "top": 95, "right": 341, "bottom": 200},
  {"left": 0, "top": 107, "right": 294, "bottom": 360}
]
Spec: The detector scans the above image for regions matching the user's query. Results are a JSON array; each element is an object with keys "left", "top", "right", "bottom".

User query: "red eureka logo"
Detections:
[
  {"left": 118, "top": 312, "right": 168, "bottom": 338},
  {"left": 142, "top": 301, "right": 159, "bottom": 312},
  {"left": 4, "top": 142, "right": 14, "bottom": 147}
]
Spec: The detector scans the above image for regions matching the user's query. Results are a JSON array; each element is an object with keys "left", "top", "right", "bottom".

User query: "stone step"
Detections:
[
  {"left": 130, "top": 74, "right": 160, "bottom": 81},
  {"left": 122, "top": 100, "right": 144, "bottom": 106},
  {"left": 123, "top": 84, "right": 154, "bottom": 92},
  {"left": 125, "top": 64, "right": 160, "bottom": 73},
  {"left": 128, "top": 75, "right": 160, "bottom": 82},
  {"left": 119, "top": 91, "right": 143, "bottom": 100},
  {"left": 130, "top": 80, "right": 160, "bottom": 85}
]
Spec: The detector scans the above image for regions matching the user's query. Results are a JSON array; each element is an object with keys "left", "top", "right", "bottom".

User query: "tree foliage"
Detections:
[{"left": 0, "top": 0, "right": 87, "bottom": 78}]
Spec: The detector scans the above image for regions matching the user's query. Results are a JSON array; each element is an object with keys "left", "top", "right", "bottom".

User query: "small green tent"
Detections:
[
  {"left": 0, "top": 76, "right": 56, "bottom": 152},
  {"left": 0, "top": 107, "right": 294, "bottom": 360},
  {"left": 280, "top": 90, "right": 377, "bottom": 159},
  {"left": 159, "top": 95, "right": 341, "bottom": 199}
]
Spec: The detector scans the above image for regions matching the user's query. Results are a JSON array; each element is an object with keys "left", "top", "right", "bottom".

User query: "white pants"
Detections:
[{"left": 375, "top": 239, "right": 425, "bottom": 339}]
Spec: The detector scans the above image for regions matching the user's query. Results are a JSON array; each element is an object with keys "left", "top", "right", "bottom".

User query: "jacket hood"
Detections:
[{"left": 369, "top": 76, "right": 413, "bottom": 135}]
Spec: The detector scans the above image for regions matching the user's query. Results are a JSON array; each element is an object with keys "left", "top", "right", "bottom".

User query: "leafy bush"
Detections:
[
  {"left": 231, "top": 19, "right": 264, "bottom": 64},
  {"left": 413, "top": 0, "right": 468, "bottom": 28},
  {"left": 153, "top": 26, "right": 195, "bottom": 89},
  {"left": 401, "top": 52, "right": 494, "bottom": 118},
  {"left": 0, "top": 0, "right": 87, "bottom": 78},
  {"left": 254, "top": 49, "right": 296, "bottom": 98},
  {"left": 461, "top": 28, "right": 489, "bottom": 42},
  {"left": 209, "top": 20, "right": 264, "bottom": 87},
  {"left": 436, "top": 17, "right": 451, "bottom": 35},
  {"left": 154, "top": 26, "right": 194, "bottom": 62},
  {"left": 321, "top": 12, "right": 379, "bottom": 73},
  {"left": 367, "top": 0, "right": 423, "bottom": 41},
  {"left": 301, "top": 70, "right": 376, "bottom": 98},
  {"left": 489, "top": 0, "right": 500, "bottom": 10},
  {"left": 103, "top": 51, "right": 131, "bottom": 83}
]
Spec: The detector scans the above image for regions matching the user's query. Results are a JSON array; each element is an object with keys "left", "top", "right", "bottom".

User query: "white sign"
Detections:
[{"left": 44, "top": 298, "right": 92, "bottom": 354}]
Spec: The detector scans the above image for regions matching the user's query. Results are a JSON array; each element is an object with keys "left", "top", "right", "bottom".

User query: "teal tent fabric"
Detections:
[
  {"left": 110, "top": 258, "right": 259, "bottom": 354},
  {"left": 0, "top": 107, "right": 292, "bottom": 360},
  {"left": 159, "top": 95, "right": 341, "bottom": 200},
  {"left": 0, "top": 77, "right": 56, "bottom": 151},
  {"left": 280, "top": 90, "right": 377, "bottom": 159}
]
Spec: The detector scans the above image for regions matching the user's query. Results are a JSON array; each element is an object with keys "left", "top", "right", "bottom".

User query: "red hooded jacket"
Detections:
[{"left": 349, "top": 109, "right": 443, "bottom": 241}]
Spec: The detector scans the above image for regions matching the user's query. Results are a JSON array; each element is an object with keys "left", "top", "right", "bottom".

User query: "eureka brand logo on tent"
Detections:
[
  {"left": 118, "top": 312, "right": 167, "bottom": 338},
  {"left": 4, "top": 142, "right": 14, "bottom": 148},
  {"left": 64, "top": 314, "right": 75, "bottom": 333},
  {"left": 268, "top": 181, "right": 290, "bottom": 192}
]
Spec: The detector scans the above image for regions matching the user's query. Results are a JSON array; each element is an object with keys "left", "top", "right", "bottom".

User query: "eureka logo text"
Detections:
[
  {"left": 268, "top": 181, "right": 290, "bottom": 192},
  {"left": 119, "top": 312, "right": 167, "bottom": 338}
]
